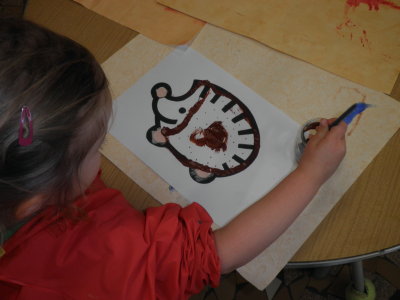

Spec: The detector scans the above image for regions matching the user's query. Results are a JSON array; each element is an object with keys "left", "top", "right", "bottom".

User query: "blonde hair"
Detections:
[{"left": 0, "top": 19, "right": 111, "bottom": 232}]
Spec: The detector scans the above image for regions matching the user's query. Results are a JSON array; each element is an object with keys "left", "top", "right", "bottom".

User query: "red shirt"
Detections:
[{"left": 0, "top": 176, "right": 220, "bottom": 299}]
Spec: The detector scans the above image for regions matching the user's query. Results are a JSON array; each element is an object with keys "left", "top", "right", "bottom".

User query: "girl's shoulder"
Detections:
[{"left": 0, "top": 174, "right": 220, "bottom": 299}]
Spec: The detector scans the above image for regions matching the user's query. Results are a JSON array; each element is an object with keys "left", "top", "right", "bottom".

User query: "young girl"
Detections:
[{"left": 0, "top": 19, "right": 347, "bottom": 300}]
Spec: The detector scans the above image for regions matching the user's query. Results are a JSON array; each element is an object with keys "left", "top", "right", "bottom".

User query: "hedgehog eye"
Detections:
[{"left": 179, "top": 107, "right": 186, "bottom": 114}]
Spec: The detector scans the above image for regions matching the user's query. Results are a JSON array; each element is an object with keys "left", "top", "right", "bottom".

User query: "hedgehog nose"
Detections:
[{"left": 156, "top": 87, "right": 168, "bottom": 98}]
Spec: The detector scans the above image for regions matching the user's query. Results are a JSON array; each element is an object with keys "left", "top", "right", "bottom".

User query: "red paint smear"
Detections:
[
  {"left": 190, "top": 121, "right": 228, "bottom": 152},
  {"left": 338, "top": 0, "right": 400, "bottom": 47},
  {"left": 355, "top": 29, "right": 370, "bottom": 47},
  {"left": 336, "top": 18, "right": 357, "bottom": 31},
  {"left": 336, "top": 19, "right": 370, "bottom": 48},
  {"left": 163, "top": 6, "right": 176, "bottom": 12},
  {"left": 346, "top": 0, "right": 400, "bottom": 10},
  {"left": 361, "top": 29, "right": 369, "bottom": 47},
  {"left": 336, "top": 4, "right": 374, "bottom": 48}
]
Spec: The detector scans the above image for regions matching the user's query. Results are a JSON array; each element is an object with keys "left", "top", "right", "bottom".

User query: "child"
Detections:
[{"left": 0, "top": 19, "right": 347, "bottom": 300}]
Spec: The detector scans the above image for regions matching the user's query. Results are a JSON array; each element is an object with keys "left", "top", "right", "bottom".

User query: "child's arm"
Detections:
[{"left": 213, "top": 119, "right": 347, "bottom": 273}]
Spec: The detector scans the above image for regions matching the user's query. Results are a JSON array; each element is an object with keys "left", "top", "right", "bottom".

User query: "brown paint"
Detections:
[
  {"left": 190, "top": 121, "right": 228, "bottom": 152},
  {"left": 165, "top": 142, "right": 253, "bottom": 177}
]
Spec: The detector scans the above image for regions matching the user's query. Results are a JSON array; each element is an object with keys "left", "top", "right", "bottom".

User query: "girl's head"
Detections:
[{"left": 0, "top": 19, "right": 112, "bottom": 232}]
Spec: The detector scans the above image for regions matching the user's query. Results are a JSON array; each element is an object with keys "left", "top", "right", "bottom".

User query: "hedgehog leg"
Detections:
[
  {"left": 152, "top": 129, "right": 167, "bottom": 144},
  {"left": 189, "top": 168, "right": 216, "bottom": 184},
  {"left": 146, "top": 127, "right": 167, "bottom": 146}
]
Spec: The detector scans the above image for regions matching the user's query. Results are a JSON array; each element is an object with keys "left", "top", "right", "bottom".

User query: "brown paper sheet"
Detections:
[
  {"left": 101, "top": 25, "right": 400, "bottom": 289},
  {"left": 159, "top": 0, "right": 400, "bottom": 93},
  {"left": 73, "top": 0, "right": 204, "bottom": 45}
]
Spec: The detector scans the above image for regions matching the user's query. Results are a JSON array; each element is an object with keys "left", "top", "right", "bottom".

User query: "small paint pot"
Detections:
[{"left": 295, "top": 118, "right": 321, "bottom": 163}]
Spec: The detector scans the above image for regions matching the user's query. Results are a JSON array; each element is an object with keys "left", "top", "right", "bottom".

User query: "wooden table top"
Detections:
[{"left": 25, "top": 0, "right": 400, "bottom": 263}]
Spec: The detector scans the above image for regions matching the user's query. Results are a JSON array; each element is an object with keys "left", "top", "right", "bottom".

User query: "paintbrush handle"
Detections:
[{"left": 328, "top": 103, "right": 358, "bottom": 129}]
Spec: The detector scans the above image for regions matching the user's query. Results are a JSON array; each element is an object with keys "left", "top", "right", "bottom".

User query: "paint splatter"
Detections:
[
  {"left": 346, "top": 0, "right": 400, "bottom": 10},
  {"left": 359, "top": 29, "right": 370, "bottom": 48},
  {"left": 336, "top": 22, "right": 371, "bottom": 48},
  {"left": 382, "top": 53, "right": 393, "bottom": 62},
  {"left": 337, "top": 0, "right": 400, "bottom": 47},
  {"left": 336, "top": 18, "right": 357, "bottom": 38},
  {"left": 336, "top": 9, "right": 371, "bottom": 48}
]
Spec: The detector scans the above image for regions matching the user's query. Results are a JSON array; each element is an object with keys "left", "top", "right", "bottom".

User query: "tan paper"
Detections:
[
  {"left": 101, "top": 25, "right": 400, "bottom": 290},
  {"left": 159, "top": 0, "right": 400, "bottom": 93},
  {"left": 73, "top": 0, "right": 204, "bottom": 45}
]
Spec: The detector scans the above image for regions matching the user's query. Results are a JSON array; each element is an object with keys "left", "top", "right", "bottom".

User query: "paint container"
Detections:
[{"left": 295, "top": 118, "right": 321, "bottom": 163}]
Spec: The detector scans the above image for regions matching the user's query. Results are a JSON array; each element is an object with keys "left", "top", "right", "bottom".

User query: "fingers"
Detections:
[
  {"left": 326, "top": 118, "right": 337, "bottom": 126},
  {"left": 307, "top": 117, "right": 348, "bottom": 145},
  {"left": 319, "top": 118, "right": 329, "bottom": 128},
  {"left": 309, "top": 118, "right": 328, "bottom": 143},
  {"left": 330, "top": 121, "right": 348, "bottom": 140}
]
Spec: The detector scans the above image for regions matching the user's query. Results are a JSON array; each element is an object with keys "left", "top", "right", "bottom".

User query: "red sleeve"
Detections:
[
  {"left": 143, "top": 202, "right": 221, "bottom": 299},
  {"left": 0, "top": 173, "right": 221, "bottom": 300}
]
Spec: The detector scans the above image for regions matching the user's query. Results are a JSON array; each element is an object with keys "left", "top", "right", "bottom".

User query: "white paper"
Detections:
[{"left": 110, "top": 48, "right": 299, "bottom": 226}]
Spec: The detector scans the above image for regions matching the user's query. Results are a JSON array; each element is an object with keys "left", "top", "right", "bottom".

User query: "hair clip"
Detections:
[{"left": 19, "top": 106, "right": 33, "bottom": 146}]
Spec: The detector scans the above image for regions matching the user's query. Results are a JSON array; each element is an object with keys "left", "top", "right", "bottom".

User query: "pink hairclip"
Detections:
[{"left": 18, "top": 106, "right": 33, "bottom": 146}]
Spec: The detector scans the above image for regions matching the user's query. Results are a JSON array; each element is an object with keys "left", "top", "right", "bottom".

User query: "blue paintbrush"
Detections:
[{"left": 328, "top": 102, "right": 373, "bottom": 129}]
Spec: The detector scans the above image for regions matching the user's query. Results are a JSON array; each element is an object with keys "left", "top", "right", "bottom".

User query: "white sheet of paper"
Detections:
[{"left": 110, "top": 48, "right": 299, "bottom": 226}]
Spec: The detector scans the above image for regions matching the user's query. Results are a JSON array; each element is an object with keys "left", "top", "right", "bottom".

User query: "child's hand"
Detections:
[
  {"left": 297, "top": 118, "right": 347, "bottom": 186},
  {"left": 215, "top": 118, "right": 347, "bottom": 273}
]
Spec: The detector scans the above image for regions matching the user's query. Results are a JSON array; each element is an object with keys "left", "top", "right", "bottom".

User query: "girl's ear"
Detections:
[{"left": 15, "top": 195, "right": 44, "bottom": 220}]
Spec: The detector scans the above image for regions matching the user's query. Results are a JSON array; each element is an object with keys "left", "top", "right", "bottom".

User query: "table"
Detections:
[{"left": 25, "top": 0, "right": 400, "bottom": 272}]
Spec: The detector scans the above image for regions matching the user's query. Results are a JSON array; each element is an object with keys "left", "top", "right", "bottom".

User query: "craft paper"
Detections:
[
  {"left": 73, "top": 0, "right": 204, "bottom": 45},
  {"left": 110, "top": 48, "right": 299, "bottom": 226},
  {"left": 159, "top": 0, "right": 400, "bottom": 93},
  {"left": 101, "top": 25, "right": 400, "bottom": 290}
]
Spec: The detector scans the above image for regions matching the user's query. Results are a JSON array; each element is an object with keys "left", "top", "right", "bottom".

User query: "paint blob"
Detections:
[{"left": 190, "top": 121, "right": 228, "bottom": 152}]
